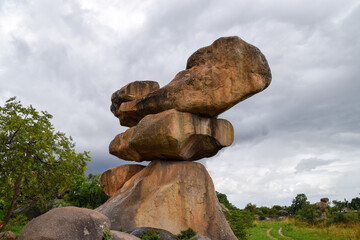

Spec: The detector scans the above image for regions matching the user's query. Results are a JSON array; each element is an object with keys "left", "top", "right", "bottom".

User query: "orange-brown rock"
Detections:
[
  {"left": 111, "top": 81, "right": 159, "bottom": 120},
  {"left": 113, "top": 36, "right": 271, "bottom": 127},
  {"left": 99, "top": 164, "right": 146, "bottom": 196},
  {"left": 96, "top": 161, "right": 237, "bottom": 240},
  {"left": 109, "top": 109, "right": 233, "bottom": 162}
]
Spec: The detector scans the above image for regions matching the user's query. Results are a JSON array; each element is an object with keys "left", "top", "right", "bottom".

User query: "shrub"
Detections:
[
  {"left": 331, "top": 211, "right": 358, "bottom": 224},
  {"left": 66, "top": 174, "right": 109, "bottom": 209},
  {"left": 296, "top": 204, "right": 321, "bottom": 224},
  {"left": 102, "top": 229, "right": 111, "bottom": 240},
  {"left": 140, "top": 230, "right": 160, "bottom": 240},
  {"left": 176, "top": 228, "right": 197, "bottom": 239}
]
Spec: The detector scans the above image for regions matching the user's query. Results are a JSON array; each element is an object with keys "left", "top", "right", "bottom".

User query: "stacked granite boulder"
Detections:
[{"left": 97, "top": 36, "right": 271, "bottom": 240}]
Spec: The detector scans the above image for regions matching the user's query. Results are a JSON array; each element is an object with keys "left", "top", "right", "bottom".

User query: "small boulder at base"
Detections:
[
  {"left": 96, "top": 161, "right": 237, "bottom": 240},
  {"left": 111, "top": 230, "right": 140, "bottom": 240},
  {"left": 19, "top": 206, "right": 110, "bottom": 240},
  {"left": 99, "top": 164, "right": 146, "bottom": 196}
]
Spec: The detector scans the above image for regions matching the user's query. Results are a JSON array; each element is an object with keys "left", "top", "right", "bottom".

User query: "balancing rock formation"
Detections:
[{"left": 98, "top": 36, "right": 271, "bottom": 240}]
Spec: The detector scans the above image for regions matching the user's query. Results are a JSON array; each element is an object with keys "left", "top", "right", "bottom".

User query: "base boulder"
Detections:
[{"left": 96, "top": 161, "right": 236, "bottom": 240}]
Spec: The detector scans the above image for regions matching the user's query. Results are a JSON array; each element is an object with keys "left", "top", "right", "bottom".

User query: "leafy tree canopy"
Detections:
[
  {"left": 66, "top": 173, "right": 109, "bottom": 209},
  {"left": 0, "top": 97, "right": 90, "bottom": 230},
  {"left": 290, "top": 193, "right": 309, "bottom": 215}
]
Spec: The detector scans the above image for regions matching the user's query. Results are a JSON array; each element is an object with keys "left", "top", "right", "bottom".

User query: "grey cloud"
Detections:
[
  {"left": 11, "top": 36, "right": 31, "bottom": 62},
  {"left": 295, "top": 158, "right": 336, "bottom": 173},
  {"left": 2, "top": 0, "right": 360, "bottom": 207}
]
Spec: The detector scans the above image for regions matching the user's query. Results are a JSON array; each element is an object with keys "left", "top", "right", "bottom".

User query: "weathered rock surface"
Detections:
[
  {"left": 195, "top": 236, "right": 212, "bottom": 240},
  {"left": 111, "top": 230, "right": 140, "bottom": 240},
  {"left": 19, "top": 206, "right": 110, "bottom": 240},
  {"left": 321, "top": 197, "right": 329, "bottom": 203},
  {"left": 109, "top": 109, "right": 233, "bottom": 162},
  {"left": 113, "top": 36, "right": 271, "bottom": 127},
  {"left": 99, "top": 164, "right": 145, "bottom": 196},
  {"left": 111, "top": 81, "right": 159, "bottom": 119},
  {"left": 96, "top": 161, "right": 237, "bottom": 240},
  {"left": 0, "top": 231, "right": 16, "bottom": 240}
]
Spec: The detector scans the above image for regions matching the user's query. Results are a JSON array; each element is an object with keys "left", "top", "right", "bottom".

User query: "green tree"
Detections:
[
  {"left": 244, "top": 203, "right": 257, "bottom": 213},
  {"left": 290, "top": 193, "right": 309, "bottom": 215},
  {"left": 66, "top": 173, "right": 109, "bottom": 209},
  {"left": 0, "top": 97, "right": 90, "bottom": 230},
  {"left": 296, "top": 204, "right": 321, "bottom": 224},
  {"left": 216, "top": 192, "right": 254, "bottom": 239},
  {"left": 332, "top": 199, "right": 348, "bottom": 212},
  {"left": 349, "top": 195, "right": 360, "bottom": 210}
]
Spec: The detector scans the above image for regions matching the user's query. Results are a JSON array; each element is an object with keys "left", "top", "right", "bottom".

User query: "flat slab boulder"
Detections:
[
  {"left": 114, "top": 36, "right": 271, "bottom": 127},
  {"left": 96, "top": 161, "right": 237, "bottom": 240},
  {"left": 99, "top": 164, "right": 146, "bottom": 196},
  {"left": 19, "top": 206, "right": 110, "bottom": 240},
  {"left": 109, "top": 109, "right": 233, "bottom": 162}
]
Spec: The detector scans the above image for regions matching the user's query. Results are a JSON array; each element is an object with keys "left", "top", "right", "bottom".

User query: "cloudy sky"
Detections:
[{"left": 1, "top": 0, "right": 359, "bottom": 208}]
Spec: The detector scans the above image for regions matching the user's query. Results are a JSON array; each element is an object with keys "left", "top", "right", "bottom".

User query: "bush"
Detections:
[
  {"left": 65, "top": 174, "right": 109, "bottom": 209},
  {"left": 102, "top": 229, "right": 111, "bottom": 240},
  {"left": 226, "top": 209, "right": 254, "bottom": 239},
  {"left": 140, "top": 230, "right": 160, "bottom": 240},
  {"left": 176, "top": 228, "right": 196, "bottom": 240},
  {"left": 296, "top": 204, "right": 321, "bottom": 224},
  {"left": 331, "top": 211, "right": 358, "bottom": 224},
  {"left": 216, "top": 191, "right": 254, "bottom": 239}
]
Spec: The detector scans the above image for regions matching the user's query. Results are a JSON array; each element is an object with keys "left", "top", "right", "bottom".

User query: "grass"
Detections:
[
  {"left": 1, "top": 224, "right": 25, "bottom": 236},
  {"left": 248, "top": 218, "right": 360, "bottom": 240}
]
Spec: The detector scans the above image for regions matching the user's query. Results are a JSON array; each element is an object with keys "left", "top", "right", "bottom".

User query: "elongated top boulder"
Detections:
[{"left": 113, "top": 36, "right": 271, "bottom": 127}]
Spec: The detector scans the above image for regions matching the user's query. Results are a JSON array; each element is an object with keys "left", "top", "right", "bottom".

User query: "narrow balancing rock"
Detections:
[{"left": 97, "top": 36, "right": 272, "bottom": 240}]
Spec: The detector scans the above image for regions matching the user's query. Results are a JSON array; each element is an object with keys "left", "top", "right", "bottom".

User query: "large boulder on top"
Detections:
[
  {"left": 99, "top": 164, "right": 146, "bottom": 196},
  {"left": 113, "top": 36, "right": 271, "bottom": 127},
  {"left": 96, "top": 161, "right": 237, "bottom": 240},
  {"left": 19, "top": 206, "right": 110, "bottom": 240},
  {"left": 109, "top": 109, "right": 233, "bottom": 162}
]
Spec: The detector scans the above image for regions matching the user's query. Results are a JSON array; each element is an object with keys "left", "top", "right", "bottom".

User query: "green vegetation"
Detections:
[
  {"left": 176, "top": 228, "right": 197, "bottom": 239},
  {"left": 140, "top": 229, "right": 160, "bottom": 240},
  {"left": 217, "top": 192, "right": 360, "bottom": 239},
  {"left": 102, "top": 229, "right": 112, "bottom": 240},
  {"left": 0, "top": 97, "right": 90, "bottom": 231},
  {"left": 289, "top": 193, "right": 309, "bottom": 215},
  {"left": 248, "top": 219, "right": 360, "bottom": 240},
  {"left": 216, "top": 191, "right": 254, "bottom": 239},
  {"left": 65, "top": 173, "right": 109, "bottom": 209}
]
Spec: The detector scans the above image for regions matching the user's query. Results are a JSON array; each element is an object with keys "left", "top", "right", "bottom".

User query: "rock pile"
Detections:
[
  {"left": 316, "top": 197, "right": 329, "bottom": 219},
  {"left": 97, "top": 36, "right": 271, "bottom": 240}
]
